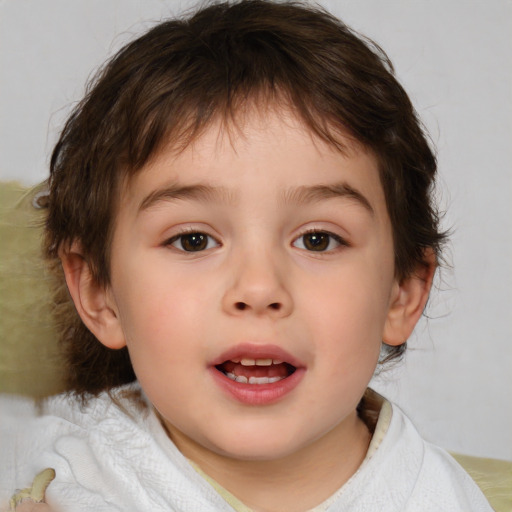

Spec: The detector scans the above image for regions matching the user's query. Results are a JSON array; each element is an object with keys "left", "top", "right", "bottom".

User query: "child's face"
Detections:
[{"left": 102, "top": 108, "right": 404, "bottom": 461}]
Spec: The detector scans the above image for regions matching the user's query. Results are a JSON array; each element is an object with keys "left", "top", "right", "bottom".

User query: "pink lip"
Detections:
[
  {"left": 210, "top": 343, "right": 304, "bottom": 368},
  {"left": 209, "top": 343, "right": 306, "bottom": 406}
]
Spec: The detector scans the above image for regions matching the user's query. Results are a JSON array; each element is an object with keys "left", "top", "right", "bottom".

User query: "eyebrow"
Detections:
[
  {"left": 282, "top": 182, "right": 374, "bottom": 215},
  {"left": 138, "top": 183, "right": 233, "bottom": 212},
  {"left": 138, "top": 181, "right": 374, "bottom": 216}
]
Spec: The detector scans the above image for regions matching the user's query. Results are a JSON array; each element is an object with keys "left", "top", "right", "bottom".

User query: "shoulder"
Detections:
[
  {"left": 0, "top": 384, "right": 147, "bottom": 436},
  {"left": 386, "top": 402, "right": 494, "bottom": 511},
  {"left": 0, "top": 386, "right": 230, "bottom": 512},
  {"left": 410, "top": 442, "right": 494, "bottom": 511},
  {"left": 331, "top": 395, "right": 493, "bottom": 511},
  {"left": 0, "top": 385, "right": 150, "bottom": 508}
]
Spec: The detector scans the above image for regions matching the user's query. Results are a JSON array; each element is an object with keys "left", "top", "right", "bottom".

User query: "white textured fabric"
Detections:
[{"left": 0, "top": 385, "right": 492, "bottom": 512}]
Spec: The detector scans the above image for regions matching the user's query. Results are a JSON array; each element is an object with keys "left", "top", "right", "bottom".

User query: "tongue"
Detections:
[{"left": 219, "top": 361, "right": 293, "bottom": 379}]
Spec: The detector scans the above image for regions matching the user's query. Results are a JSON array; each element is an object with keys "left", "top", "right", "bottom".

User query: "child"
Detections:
[{"left": 0, "top": 1, "right": 493, "bottom": 510}]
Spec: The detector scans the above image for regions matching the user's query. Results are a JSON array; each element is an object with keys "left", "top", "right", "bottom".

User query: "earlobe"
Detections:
[
  {"left": 59, "top": 242, "right": 126, "bottom": 350},
  {"left": 383, "top": 251, "right": 436, "bottom": 346}
]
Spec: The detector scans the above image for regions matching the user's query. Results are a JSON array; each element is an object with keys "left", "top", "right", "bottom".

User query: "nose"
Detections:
[{"left": 222, "top": 250, "right": 293, "bottom": 318}]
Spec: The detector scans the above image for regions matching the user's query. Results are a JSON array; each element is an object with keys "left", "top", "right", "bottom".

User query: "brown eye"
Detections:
[
  {"left": 292, "top": 231, "right": 345, "bottom": 252},
  {"left": 169, "top": 232, "right": 218, "bottom": 252},
  {"left": 181, "top": 233, "right": 207, "bottom": 251},
  {"left": 302, "top": 232, "right": 330, "bottom": 251}
]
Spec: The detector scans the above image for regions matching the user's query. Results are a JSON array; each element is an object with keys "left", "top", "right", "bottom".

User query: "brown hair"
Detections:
[{"left": 44, "top": 0, "right": 446, "bottom": 397}]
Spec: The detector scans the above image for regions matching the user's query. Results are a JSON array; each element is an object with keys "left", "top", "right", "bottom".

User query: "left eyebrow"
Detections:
[{"left": 281, "top": 182, "right": 374, "bottom": 215}]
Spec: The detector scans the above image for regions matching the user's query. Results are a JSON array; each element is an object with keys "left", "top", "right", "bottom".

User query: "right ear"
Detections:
[{"left": 59, "top": 242, "right": 126, "bottom": 349}]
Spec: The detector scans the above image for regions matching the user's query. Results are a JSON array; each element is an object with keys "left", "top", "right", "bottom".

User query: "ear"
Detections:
[
  {"left": 59, "top": 242, "right": 126, "bottom": 349},
  {"left": 383, "top": 250, "right": 436, "bottom": 346}
]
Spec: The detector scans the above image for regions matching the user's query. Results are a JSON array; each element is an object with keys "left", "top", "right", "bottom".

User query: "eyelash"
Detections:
[
  {"left": 163, "top": 228, "right": 348, "bottom": 253},
  {"left": 292, "top": 229, "right": 348, "bottom": 253},
  {"left": 164, "top": 229, "right": 220, "bottom": 252}
]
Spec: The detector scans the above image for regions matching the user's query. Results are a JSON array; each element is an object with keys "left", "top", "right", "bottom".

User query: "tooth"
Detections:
[
  {"left": 248, "top": 376, "right": 284, "bottom": 385},
  {"left": 231, "top": 358, "right": 240, "bottom": 363},
  {"left": 255, "top": 358, "right": 272, "bottom": 366},
  {"left": 248, "top": 376, "right": 269, "bottom": 384},
  {"left": 272, "top": 359, "right": 283, "bottom": 364},
  {"left": 240, "top": 358, "right": 255, "bottom": 366},
  {"left": 224, "top": 371, "right": 283, "bottom": 385}
]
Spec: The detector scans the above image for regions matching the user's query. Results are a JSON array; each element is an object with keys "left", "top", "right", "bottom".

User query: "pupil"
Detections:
[
  {"left": 304, "top": 233, "right": 329, "bottom": 251},
  {"left": 182, "top": 233, "right": 207, "bottom": 251}
]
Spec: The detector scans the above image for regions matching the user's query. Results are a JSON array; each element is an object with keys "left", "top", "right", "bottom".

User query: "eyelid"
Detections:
[
  {"left": 292, "top": 228, "right": 349, "bottom": 252},
  {"left": 163, "top": 227, "right": 221, "bottom": 251}
]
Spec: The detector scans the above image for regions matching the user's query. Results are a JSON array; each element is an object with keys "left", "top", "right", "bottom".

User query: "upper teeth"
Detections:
[{"left": 237, "top": 358, "right": 282, "bottom": 366}]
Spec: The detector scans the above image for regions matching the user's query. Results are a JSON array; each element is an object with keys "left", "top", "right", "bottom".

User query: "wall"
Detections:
[{"left": 1, "top": 0, "right": 510, "bottom": 460}]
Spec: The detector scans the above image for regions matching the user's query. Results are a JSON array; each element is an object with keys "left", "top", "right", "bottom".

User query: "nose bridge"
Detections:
[{"left": 223, "top": 242, "right": 293, "bottom": 317}]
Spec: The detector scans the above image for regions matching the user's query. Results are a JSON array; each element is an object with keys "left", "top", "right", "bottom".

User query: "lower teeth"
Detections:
[{"left": 225, "top": 372, "right": 283, "bottom": 384}]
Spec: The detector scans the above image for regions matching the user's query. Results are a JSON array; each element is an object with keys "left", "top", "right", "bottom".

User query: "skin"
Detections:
[
  {"left": 10, "top": 469, "right": 55, "bottom": 512},
  {"left": 63, "top": 107, "right": 434, "bottom": 511},
  {"left": 12, "top": 503, "right": 52, "bottom": 512},
  {"left": 11, "top": 499, "right": 52, "bottom": 512}
]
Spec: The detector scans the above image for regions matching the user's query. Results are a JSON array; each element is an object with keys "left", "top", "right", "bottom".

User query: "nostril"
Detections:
[{"left": 234, "top": 302, "right": 281, "bottom": 311}]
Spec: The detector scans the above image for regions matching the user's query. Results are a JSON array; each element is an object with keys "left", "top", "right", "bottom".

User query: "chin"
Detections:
[
  {"left": 203, "top": 425, "right": 314, "bottom": 462},
  {"left": 216, "top": 443, "right": 300, "bottom": 462}
]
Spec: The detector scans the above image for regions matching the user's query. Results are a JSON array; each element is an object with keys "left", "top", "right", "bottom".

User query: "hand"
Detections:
[
  {"left": 9, "top": 469, "right": 55, "bottom": 512},
  {"left": 11, "top": 501, "right": 52, "bottom": 512}
]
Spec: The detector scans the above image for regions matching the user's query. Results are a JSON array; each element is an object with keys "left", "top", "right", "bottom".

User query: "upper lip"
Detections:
[{"left": 210, "top": 343, "right": 305, "bottom": 368}]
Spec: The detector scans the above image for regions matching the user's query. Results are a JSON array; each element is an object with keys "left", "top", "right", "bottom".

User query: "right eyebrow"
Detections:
[{"left": 138, "top": 183, "right": 233, "bottom": 213}]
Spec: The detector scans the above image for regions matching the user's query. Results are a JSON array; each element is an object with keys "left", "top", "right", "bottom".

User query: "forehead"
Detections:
[{"left": 120, "top": 107, "right": 387, "bottom": 220}]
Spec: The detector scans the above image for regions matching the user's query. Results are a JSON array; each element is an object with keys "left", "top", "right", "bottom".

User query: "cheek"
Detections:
[
  {"left": 116, "top": 287, "right": 204, "bottom": 411},
  {"left": 113, "top": 253, "right": 211, "bottom": 332},
  {"left": 303, "top": 265, "right": 391, "bottom": 331},
  {"left": 113, "top": 263, "right": 220, "bottom": 380},
  {"left": 299, "top": 262, "right": 391, "bottom": 371}
]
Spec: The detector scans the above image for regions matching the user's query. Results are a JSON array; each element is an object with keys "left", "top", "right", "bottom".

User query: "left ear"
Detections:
[{"left": 383, "top": 249, "right": 436, "bottom": 346}]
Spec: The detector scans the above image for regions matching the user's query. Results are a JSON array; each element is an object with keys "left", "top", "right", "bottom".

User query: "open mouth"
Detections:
[
  {"left": 211, "top": 346, "right": 305, "bottom": 404},
  {"left": 215, "top": 358, "right": 296, "bottom": 385}
]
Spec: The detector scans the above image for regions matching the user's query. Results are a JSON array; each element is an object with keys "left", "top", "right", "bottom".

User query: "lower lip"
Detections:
[{"left": 210, "top": 367, "right": 306, "bottom": 405}]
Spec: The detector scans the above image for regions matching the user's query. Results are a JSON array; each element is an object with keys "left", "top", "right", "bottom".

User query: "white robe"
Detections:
[{"left": 0, "top": 385, "right": 492, "bottom": 512}]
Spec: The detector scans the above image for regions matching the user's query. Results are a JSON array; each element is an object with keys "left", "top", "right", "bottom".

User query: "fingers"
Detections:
[
  {"left": 9, "top": 469, "right": 56, "bottom": 512},
  {"left": 13, "top": 501, "right": 53, "bottom": 512}
]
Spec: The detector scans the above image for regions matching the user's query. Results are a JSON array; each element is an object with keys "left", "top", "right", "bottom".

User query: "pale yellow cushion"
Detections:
[
  {"left": 451, "top": 453, "right": 512, "bottom": 512},
  {"left": 0, "top": 181, "right": 65, "bottom": 397}
]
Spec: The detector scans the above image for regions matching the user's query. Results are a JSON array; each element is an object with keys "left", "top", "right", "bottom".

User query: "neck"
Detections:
[{"left": 167, "top": 410, "right": 372, "bottom": 512}]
